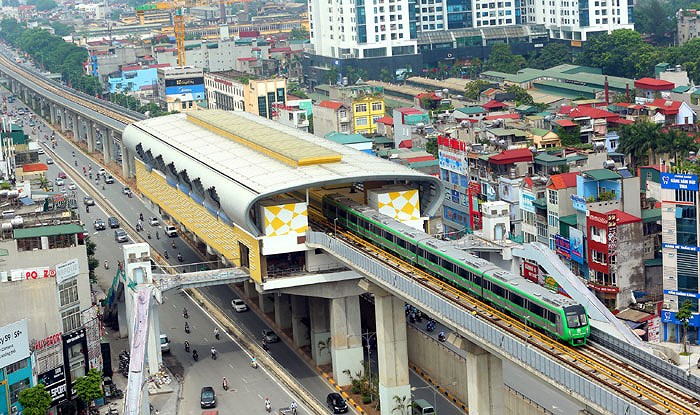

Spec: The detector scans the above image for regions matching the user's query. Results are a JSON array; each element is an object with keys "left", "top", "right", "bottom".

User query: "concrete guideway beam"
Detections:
[{"left": 463, "top": 340, "right": 504, "bottom": 415}]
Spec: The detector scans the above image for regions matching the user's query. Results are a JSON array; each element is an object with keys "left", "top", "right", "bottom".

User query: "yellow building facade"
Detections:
[
  {"left": 244, "top": 78, "right": 288, "bottom": 119},
  {"left": 352, "top": 95, "right": 385, "bottom": 135}
]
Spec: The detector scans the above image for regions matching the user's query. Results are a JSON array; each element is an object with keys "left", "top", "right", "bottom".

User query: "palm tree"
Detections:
[
  {"left": 664, "top": 129, "right": 698, "bottom": 167},
  {"left": 392, "top": 395, "right": 412, "bottom": 415},
  {"left": 618, "top": 120, "right": 663, "bottom": 170}
]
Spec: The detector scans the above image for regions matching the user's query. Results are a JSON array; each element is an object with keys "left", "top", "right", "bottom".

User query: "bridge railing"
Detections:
[{"left": 307, "top": 231, "right": 649, "bottom": 415}]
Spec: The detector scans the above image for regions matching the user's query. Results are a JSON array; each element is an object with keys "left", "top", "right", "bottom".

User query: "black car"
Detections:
[
  {"left": 326, "top": 393, "right": 348, "bottom": 413},
  {"left": 108, "top": 217, "right": 119, "bottom": 229},
  {"left": 93, "top": 218, "right": 106, "bottom": 231},
  {"left": 200, "top": 386, "right": 216, "bottom": 409}
]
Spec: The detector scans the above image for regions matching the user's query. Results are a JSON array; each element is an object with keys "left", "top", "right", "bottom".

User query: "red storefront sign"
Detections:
[
  {"left": 32, "top": 332, "right": 63, "bottom": 351},
  {"left": 523, "top": 260, "right": 539, "bottom": 283},
  {"left": 588, "top": 282, "right": 619, "bottom": 294}
]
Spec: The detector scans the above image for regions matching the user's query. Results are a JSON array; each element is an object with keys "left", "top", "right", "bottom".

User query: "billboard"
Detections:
[
  {"left": 0, "top": 319, "right": 30, "bottom": 368},
  {"left": 438, "top": 149, "right": 467, "bottom": 175},
  {"left": 520, "top": 190, "right": 535, "bottom": 213},
  {"left": 660, "top": 173, "right": 698, "bottom": 191},
  {"left": 38, "top": 366, "right": 67, "bottom": 405},
  {"left": 555, "top": 234, "right": 571, "bottom": 259},
  {"left": 165, "top": 77, "right": 204, "bottom": 87},
  {"left": 570, "top": 227, "right": 584, "bottom": 264},
  {"left": 165, "top": 84, "right": 205, "bottom": 102}
]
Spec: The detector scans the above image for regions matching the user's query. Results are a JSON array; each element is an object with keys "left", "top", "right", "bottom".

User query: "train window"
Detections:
[
  {"left": 484, "top": 280, "right": 491, "bottom": 291},
  {"left": 530, "top": 302, "right": 544, "bottom": 318},
  {"left": 397, "top": 237, "right": 407, "bottom": 249},
  {"left": 510, "top": 292, "right": 524, "bottom": 307},
  {"left": 409, "top": 243, "right": 417, "bottom": 254},
  {"left": 491, "top": 283, "right": 505, "bottom": 298},
  {"left": 427, "top": 251, "right": 438, "bottom": 264},
  {"left": 457, "top": 266, "right": 469, "bottom": 279},
  {"left": 473, "top": 274, "right": 482, "bottom": 285},
  {"left": 546, "top": 310, "right": 556, "bottom": 324},
  {"left": 417, "top": 247, "right": 426, "bottom": 259}
]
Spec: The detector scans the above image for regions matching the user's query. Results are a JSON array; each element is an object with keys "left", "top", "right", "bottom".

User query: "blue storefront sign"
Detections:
[
  {"left": 569, "top": 227, "right": 584, "bottom": 264},
  {"left": 661, "top": 309, "right": 700, "bottom": 325},
  {"left": 664, "top": 289, "right": 700, "bottom": 299},
  {"left": 555, "top": 234, "right": 571, "bottom": 259},
  {"left": 570, "top": 194, "right": 587, "bottom": 212},
  {"left": 662, "top": 243, "right": 700, "bottom": 252},
  {"left": 660, "top": 173, "right": 699, "bottom": 191}
]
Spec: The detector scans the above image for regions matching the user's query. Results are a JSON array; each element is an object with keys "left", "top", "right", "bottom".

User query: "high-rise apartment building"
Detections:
[
  {"left": 308, "top": 0, "right": 634, "bottom": 58},
  {"left": 525, "top": 0, "right": 634, "bottom": 41},
  {"left": 308, "top": 0, "right": 418, "bottom": 58}
]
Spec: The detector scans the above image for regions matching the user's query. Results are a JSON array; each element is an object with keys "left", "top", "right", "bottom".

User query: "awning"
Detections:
[{"left": 19, "top": 196, "right": 34, "bottom": 205}]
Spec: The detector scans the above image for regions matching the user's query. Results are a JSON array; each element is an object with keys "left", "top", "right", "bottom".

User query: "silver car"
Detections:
[{"left": 231, "top": 299, "right": 248, "bottom": 312}]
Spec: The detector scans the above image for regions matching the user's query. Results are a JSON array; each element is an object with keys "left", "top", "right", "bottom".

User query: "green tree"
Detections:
[
  {"left": 50, "top": 21, "right": 73, "bottom": 36},
  {"left": 18, "top": 384, "right": 52, "bottom": 415},
  {"left": 557, "top": 126, "right": 582, "bottom": 146},
  {"left": 392, "top": 395, "right": 413, "bottom": 415},
  {"left": 618, "top": 120, "right": 664, "bottom": 170},
  {"left": 465, "top": 79, "right": 491, "bottom": 100},
  {"left": 504, "top": 84, "right": 534, "bottom": 105},
  {"left": 86, "top": 237, "right": 98, "bottom": 283},
  {"left": 73, "top": 368, "right": 104, "bottom": 410},
  {"left": 676, "top": 299, "right": 694, "bottom": 354},
  {"left": 289, "top": 27, "right": 309, "bottom": 40},
  {"left": 484, "top": 44, "right": 527, "bottom": 74},
  {"left": 633, "top": 0, "right": 675, "bottom": 44},
  {"left": 425, "top": 135, "right": 438, "bottom": 158},
  {"left": 27, "top": 0, "right": 57, "bottom": 11},
  {"left": 576, "top": 29, "right": 660, "bottom": 78},
  {"left": 325, "top": 67, "right": 339, "bottom": 85},
  {"left": 379, "top": 67, "right": 392, "bottom": 82},
  {"left": 529, "top": 43, "right": 571, "bottom": 69}
]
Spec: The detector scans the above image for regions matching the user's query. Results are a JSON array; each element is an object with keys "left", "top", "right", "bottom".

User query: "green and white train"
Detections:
[{"left": 323, "top": 194, "right": 590, "bottom": 346}]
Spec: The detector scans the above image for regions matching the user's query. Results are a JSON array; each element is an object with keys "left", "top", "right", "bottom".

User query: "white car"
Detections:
[
  {"left": 165, "top": 225, "right": 177, "bottom": 237},
  {"left": 231, "top": 299, "right": 248, "bottom": 312},
  {"left": 68, "top": 183, "right": 77, "bottom": 190},
  {"left": 149, "top": 217, "right": 159, "bottom": 226}
]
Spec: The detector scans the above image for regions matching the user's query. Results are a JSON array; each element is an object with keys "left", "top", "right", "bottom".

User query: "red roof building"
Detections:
[
  {"left": 318, "top": 100, "right": 344, "bottom": 110},
  {"left": 483, "top": 113, "right": 520, "bottom": 121},
  {"left": 553, "top": 119, "right": 578, "bottom": 127},
  {"left": 488, "top": 148, "right": 533, "bottom": 164},
  {"left": 609, "top": 209, "right": 642, "bottom": 225},
  {"left": 548, "top": 172, "right": 579, "bottom": 190},
  {"left": 375, "top": 116, "right": 393, "bottom": 124},
  {"left": 567, "top": 106, "right": 618, "bottom": 120},
  {"left": 482, "top": 100, "right": 509, "bottom": 111},
  {"left": 21, "top": 163, "right": 48, "bottom": 173},
  {"left": 634, "top": 78, "right": 675, "bottom": 91},
  {"left": 646, "top": 98, "right": 682, "bottom": 115},
  {"left": 237, "top": 57, "right": 257, "bottom": 62}
]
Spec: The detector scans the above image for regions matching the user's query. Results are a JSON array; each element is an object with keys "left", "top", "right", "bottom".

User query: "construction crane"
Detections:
[{"left": 174, "top": 8, "right": 186, "bottom": 66}]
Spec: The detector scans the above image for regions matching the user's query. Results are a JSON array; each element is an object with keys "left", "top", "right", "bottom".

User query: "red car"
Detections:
[{"left": 57, "top": 172, "right": 67, "bottom": 179}]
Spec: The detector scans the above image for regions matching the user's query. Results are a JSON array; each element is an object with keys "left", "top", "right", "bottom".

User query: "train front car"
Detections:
[{"left": 561, "top": 304, "right": 590, "bottom": 346}]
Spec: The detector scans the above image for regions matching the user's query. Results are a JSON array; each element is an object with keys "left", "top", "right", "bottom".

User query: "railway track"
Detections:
[
  {"left": 307, "top": 206, "right": 700, "bottom": 415},
  {"left": 0, "top": 52, "right": 139, "bottom": 125}
]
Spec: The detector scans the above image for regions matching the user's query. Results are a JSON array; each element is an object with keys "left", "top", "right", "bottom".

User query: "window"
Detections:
[
  {"left": 591, "top": 250, "right": 606, "bottom": 264},
  {"left": 9, "top": 378, "right": 30, "bottom": 404},
  {"left": 61, "top": 306, "right": 81, "bottom": 333},
  {"left": 547, "top": 212, "right": 559, "bottom": 228},
  {"left": 371, "top": 102, "right": 383, "bottom": 111},
  {"left": 548, "top": 189, "right": 558, "bottom": 205},
  {"left": 356, "top": 116, "right": 369, "bottom": 126},
  {"left": 355, "top": 103, "right": 368, "bottom": 112},
  {"left": 590, "top": 226, "right": 606, "bottom": 243},
  {"left": 6, "top": 359, "right": 27, "bottom": 374},
  {"left": 59, "top": 278, "right": 79, "bottom": 307}
]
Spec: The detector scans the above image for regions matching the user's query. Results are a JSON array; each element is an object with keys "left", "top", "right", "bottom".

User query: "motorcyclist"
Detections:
[
  {"left": 192, "top": 350, "right": 198, "bottom": 360},
  {"left": 214, "top": 327, "right": 220, "bottom": 340},
  {"left": 265, "top": 398, "right": 271, "bottom": 412},
  {"left": 184, "top": 321, "right": 190, "bottom": 333},
  {"left": 72, "top": 151, "right": 75, "bottom": 157},
  {"left": 210, "top": 346, "right": 217, "bottom": 359},
  {"left": 104, "top": 260, "right": 109, "bottom": 269},
  {"left": 164, "top": 250, "right": 169, "bottom": 259},
  {"left": 251, "top": 355, "right": 257, "bottom": 368},
  {"left": 222, "top": 377, "right": 228, "bottom": 390},
  {"left": 182, "top": 307, "right": 188, "bottom": 318},
  {"left": 177, "top": 252, "right": 183, "bottom": 262},
  {"left": 184, "top": 340, "right": 190, "bottom": 352}
]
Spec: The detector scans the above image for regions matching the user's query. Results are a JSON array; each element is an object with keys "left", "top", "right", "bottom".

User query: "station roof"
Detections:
[{"left": 123, "top": 110, "right": 442, "bottom": 236}]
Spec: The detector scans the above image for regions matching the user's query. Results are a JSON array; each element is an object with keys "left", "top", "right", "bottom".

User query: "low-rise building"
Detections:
[
  {"left": 157, "top": 66, "right": 205, "bottom": 112},
  {"left": 313, "top": 101, "right": 352, "bottom": 137}
]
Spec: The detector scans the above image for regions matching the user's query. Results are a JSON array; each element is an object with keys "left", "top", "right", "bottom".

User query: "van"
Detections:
[
  {"left": 413, "top": 399, "right": 435, "bottom": 415},
  {"left": 160, "top": 334, "right": 170, "bottom": 352}
]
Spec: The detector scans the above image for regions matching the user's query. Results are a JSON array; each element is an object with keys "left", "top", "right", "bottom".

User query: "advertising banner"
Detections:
[
  {"left": 0, "top": 319, "right": 30, "bottom": 368},
  {"left": 38, "top": 366, "right": 67, "bottom": 405},
  {"left": 522, "top": 261, "right": 540, "bottom": 283},
  {"left": 165, "top": 77, "right": 204, "bottom": 87},
  {"left": 165, "top": 84, "right": 205, "bottom": 102},
  {"left": 660, "top": 173, "right": 699, "bottom": 191},
  {"left": 569, "top": 227, "right": 584, "bottom": 264},
  {"left": 555, "top": 234, "right": 571, "bottom": 259},
  {"left": 520, "top": 190, "right": 535, "bottom": 213},
  {"left": 438, "top": 149, "right": 466, "bottom": 175},
  {"left": 647, "top": 316, "right": 660, "bottom": 343},
  {"left": 56, "top": 259, "right": 80, "bottom": 285},
  {"left": 607, "top": 213, "right": 618, "bottom": 255}
]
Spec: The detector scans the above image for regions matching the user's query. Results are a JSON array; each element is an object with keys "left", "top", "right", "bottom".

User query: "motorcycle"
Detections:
[
  {"left": 214, "top": 330, "right": 220, "bottom": 340},
  {"left": 184, "top": 322, "right": 190, "bottom": 334},
  {"left": 164, "top": 251, "right": 169, "bottom": 259},
  {"left": 426, "top": 320, "right": 436, "bottom": 332},
  {"left": 265, "top": 400, "right": 271, "bottom": 413},
  {"left": 222, "top": 378, "right": 228, "bottom": 391},
  {"left": 192, "top": 350, "right": 199, "bottom": 361},
  {"left": 104, "top": 260, "right": 109, "bottom": 270},
  {"left": 251, "top": 358, "right": 258, "bottom": 369},
  {"left": 183, "top": 308, "right": 188, "bottom": 319},
  {"left": 211, "top": 348, "right": 217, "bottom": 360},
  {"left": 177, "top": 253, "right": 183, "bottom": 262},
  {"left": 184, "top": 341, "right": 190, "bottom": 352},
  {"left": 438, "top": 331, "right": 446, "bottom": 342}
]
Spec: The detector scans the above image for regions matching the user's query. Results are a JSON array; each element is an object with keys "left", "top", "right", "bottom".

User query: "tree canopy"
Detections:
[
  {"left": 576, "top": 29, "right": 661, "bottom": 78},
  {"left": 528, "top": 43, "right": 571, "bottom": 69},
  {"left": 18, "top": 384, "right": 52, "bottom": 415},
  {"left": 73, "top": 368, "right": 104, "bottom": 408},
  {"left": 484, "top": 44, "right": 527, "bottom": 74}
]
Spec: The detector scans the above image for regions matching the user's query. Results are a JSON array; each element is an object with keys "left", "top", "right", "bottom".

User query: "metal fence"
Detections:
[{"left": 307, "top": 231, "right": 651, "bottom": 415}]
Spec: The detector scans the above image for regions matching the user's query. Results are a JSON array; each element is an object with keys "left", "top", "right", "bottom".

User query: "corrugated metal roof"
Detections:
[
  {"left": 583, "top": 168, "right": 621, "bottom": 181},
  {"left": 188, "top": 111, "right": 341, "bottom": 167},
  {"left": 14, "top": 224, "right": 83, "bottom": 239}
]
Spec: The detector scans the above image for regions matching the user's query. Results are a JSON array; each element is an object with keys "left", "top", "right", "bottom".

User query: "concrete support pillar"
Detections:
[
  {"left": 374, "top": 290, "right": 410, "bottom": 415},
  {"left": 274, "top": 294, "right": 292, "bottom": 330},
  {"left": 71, "top": 112, "right": 79, "bottom": 140},
  {"left": 121, "top": 142, "right": 130, "bottom": 178},
  {"left": 258, "top": 293, "right": 274, "bottom": 315},
  {"left": 103, "top": 129, "right": 114, "bottom": 164},
  {"left": 60, "top": 108, "right": 68, "bottom": 132},
  {"left": 330, "top": 296, "right": 364, "bottom": 386},
  {"left": 39, "top": 100, "right": 46, "bottom": 118},
  {"left": 309, "top": 297, "right": 331, "bottom": 365},
  {"left": 464, "top": 341, "right": 504, "bottom": 415},
  {"left": 242, "top": 280, "right": 256, "bottom": 300},
  {"left": 291, "top": 295, "right": 310, "bottom": 348},
  {"left": 22, "top": 87, "right": 29, "bottom": 103},
  {"left": 49, "top": 104, "right": 56, "bottom": 125},
  {"left": 86, "top": 122, "right": 95, "bottom": 153}
]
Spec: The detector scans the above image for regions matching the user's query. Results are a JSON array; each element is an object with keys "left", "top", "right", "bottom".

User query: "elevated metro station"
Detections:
[{"left": 122, "top": 109, "right": 445, "bottom": 405}]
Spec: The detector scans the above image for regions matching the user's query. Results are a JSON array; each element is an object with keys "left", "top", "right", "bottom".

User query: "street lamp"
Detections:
[
  {"left": 333, "top": 217, "right": 338, "bottom": 236},
  {"left": 362, "top": 331, "right": 377, "bottom": 401},
  {"left": 411, "top": 385, "right": 437, "bottom": 414}
]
